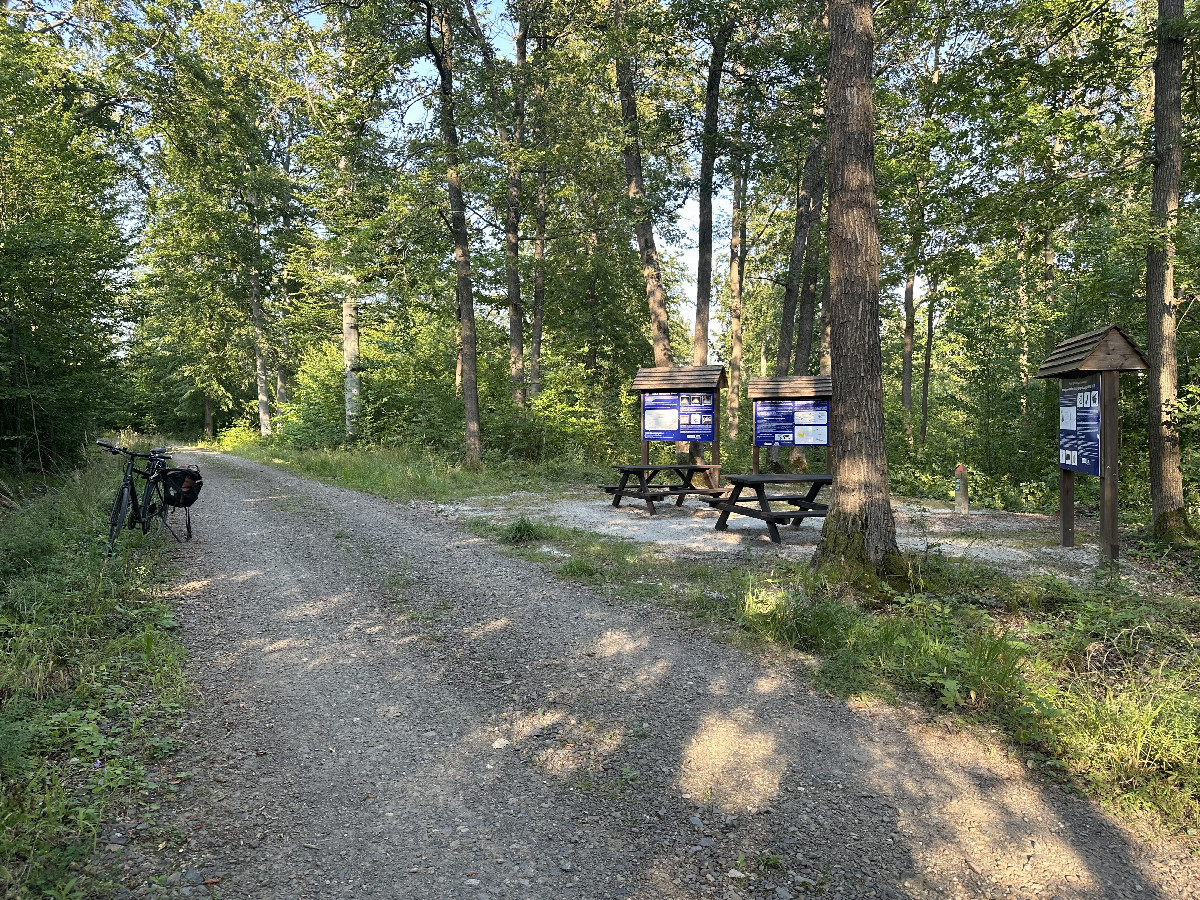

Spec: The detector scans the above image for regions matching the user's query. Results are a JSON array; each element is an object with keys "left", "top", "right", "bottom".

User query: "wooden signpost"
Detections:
[
  {"left": 746, "top": 375, "right": 832, "bottom": 474},
  {"left": 599, "top": 365, "right": 728, "bottom": 513},
  {"left": 630, "top": 364, "right": 728, "bottom": 472},
  {"left": 1035, "top": 325, "right": 1148, "bottom": 563}
]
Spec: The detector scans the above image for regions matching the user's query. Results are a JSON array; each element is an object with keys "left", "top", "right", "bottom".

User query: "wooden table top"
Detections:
[
  {"left": 725, "top": 473, "right": 833, "bottom": 485},
  {"left": 612, "top": 463, "right": 720, "bottom": 472}
]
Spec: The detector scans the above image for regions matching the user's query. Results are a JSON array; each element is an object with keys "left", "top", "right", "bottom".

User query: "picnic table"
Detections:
[
  {"left": 705, "top": 473, "right": 833, "bottom": 543},
  {"left": 601, "top": 464, "right": 724, "bottom": 514}
]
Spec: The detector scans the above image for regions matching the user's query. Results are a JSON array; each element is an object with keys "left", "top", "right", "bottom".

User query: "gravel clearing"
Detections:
[
  {"left": 101, "top": 452, "right": 1199, "bottom": 899},
  {"left": 440, "top": 493, "right": 1104, "bottom": 578}
]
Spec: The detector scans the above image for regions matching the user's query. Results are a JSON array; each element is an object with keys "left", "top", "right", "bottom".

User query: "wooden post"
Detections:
[
  {"left": 752, "top": 446, "right": 760, "bottom": 475},
  {"left": 710, "top": 391, "right": 722, "bottom": 488},
  {"left": 1059, "top": 468, "right": 1075, "bottom": 547},
  {"left": 954, "top": 463, "right": 969, "bottom": 514},
  {"left": 1099, "top": 369, "right": 1120, "bottom": 563}
]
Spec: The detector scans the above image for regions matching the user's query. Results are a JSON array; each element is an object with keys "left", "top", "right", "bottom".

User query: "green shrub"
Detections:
[{"left": 0, "top": 456, "right": 186, "bottom": 897}]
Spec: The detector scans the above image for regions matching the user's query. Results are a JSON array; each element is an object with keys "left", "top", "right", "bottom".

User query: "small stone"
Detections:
[
  {"left": 559, "top": 859, "right": 573, "bottom": 872},
  {"left": 464, "top": 878, "right": 481, "bottom": 887},
  {"left": 689, "top": 815, "right": 703, "bottom": 827},
  {"left": 727, "top": 869, "right": 747, "bottom": 880},
  {"left": 492, "top": 738, "right": 510, "bottom": 749},
  {"left": 776, "top": 889, "right": 794, "bottom": 900},
  {"left": 183, "top": 870, "right": 206, "bottom": 885},
  {"left": 699, "top": 838, "right": 715, "bottom": 848}
]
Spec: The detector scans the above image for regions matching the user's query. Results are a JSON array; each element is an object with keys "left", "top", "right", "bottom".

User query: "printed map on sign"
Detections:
[
  {"left": 642, "top": 393, "right": 715, "bottom": 442},
  {"left": 752, "top": 399, "right": 830, "bottom": 447},
  {"left": 1058, "top": 375, "right": 1101, "bottom": 476}
]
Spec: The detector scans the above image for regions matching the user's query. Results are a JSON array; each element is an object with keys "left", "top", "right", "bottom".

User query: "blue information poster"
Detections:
[
  {"left": 752, "top": 399, "right": 830, "bottom": 447},
  {"left": 1059, "top": 375, "right": 1101, "bottom": 476},
  {"left": 642, "top": 393, "right": 715, "bottom": 442}
]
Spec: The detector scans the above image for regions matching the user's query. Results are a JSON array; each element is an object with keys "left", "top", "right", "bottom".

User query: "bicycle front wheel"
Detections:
[{"left": 107, "top": 484, "right": 132, "bottom": 555}]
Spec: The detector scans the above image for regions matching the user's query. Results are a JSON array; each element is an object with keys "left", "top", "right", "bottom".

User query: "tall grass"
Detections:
[
  {"left": 212, "top": 426, "right": 611, "bottom": 502},
  {"left": 0, "top": 452, "right": 187, "bottom": 898}
]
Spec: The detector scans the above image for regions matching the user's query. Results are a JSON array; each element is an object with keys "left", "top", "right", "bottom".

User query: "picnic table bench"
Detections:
[
  {"left": 601, "top": 464, "right": 724, "bottom": 514},
  {"left": 704, "top": 473, "right": 833, "bottom": 543}
]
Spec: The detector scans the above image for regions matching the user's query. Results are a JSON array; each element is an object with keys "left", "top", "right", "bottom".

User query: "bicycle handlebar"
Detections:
[{"left": 95, "top": 440, "right": 171, "bottom": 460}]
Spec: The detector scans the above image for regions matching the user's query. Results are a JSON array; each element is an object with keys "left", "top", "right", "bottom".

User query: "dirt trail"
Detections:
[{"left": 106, "top": 453, "right": 1198, "bottom": 900}]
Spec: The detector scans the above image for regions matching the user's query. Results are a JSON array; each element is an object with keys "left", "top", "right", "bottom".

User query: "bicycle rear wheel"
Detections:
[
  {"left": 107, "top": 484, "right": 132, "bottom": 555},
  {"left": 139, "top": 475, "right": 158, "bottom": 534},
  {"left": 150, "top": 482, "right": 171, "bottom": 539}
]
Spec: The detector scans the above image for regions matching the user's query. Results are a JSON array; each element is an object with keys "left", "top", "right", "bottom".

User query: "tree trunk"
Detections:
[
  {"left": 529, "top": 32, "right": 548, "bottom": 401},
  {"left": 818, "top": 275, "right": 832, "bottom": 376},
  {"left": 920, "top": 278, "right": 936, "bottom": 445},
  {"left": 900, "top": 259, "right": 916, "bottom": 411},
  {"left": 694, "top": 9, "right": 736, "bottom": 367},
  {"left": 342, "top": 297, "right": 362, "bottom": 439},
  {"left": 249, "top": 267, "right": 272, "bottom": 438},
  {"left": 614, "top": 0, "right": 672, "bottom": 367},
  {"left": 584, "top": 229, "right": 601, "bottom": 370},
  {"left": 779, "top": 128, "right": 826, "bottom": 378},
  {"left": 813, "top": 0, "right": 901, "bottom": 576},
  {"left": 426, "top": 6, "right": 482, "bottom": 467},
  {"left": 506, "top": 21, "right": 528, "bottom": 405},
  {"left": 1017, "top": 214, "right": 1030, "bottom": 430},
  {"left": 204, "top": 394, "right": 214, "bottom": 438},
  {"left": 530, "top": 161, "right": 546, "bottom": 400},
  {"left": 275, "top": 367, "right": 289, "bottom": 406},
  {"left": 793, "top": 217, "right": 822, "bottom": 375},
  {"left": 727, "top": 166, "right": 746, "bottom": 438},
  {"left": 1146, "top": 0, "right": 1193, "bottom": 539}
]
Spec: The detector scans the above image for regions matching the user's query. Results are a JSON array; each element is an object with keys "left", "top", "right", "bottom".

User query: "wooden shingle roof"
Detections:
[
  {"left": 1035, "top": 325, "right": 1149, "bottom": 378},
  {"left": 747, "top": 376, "right": 832, "bottom": 399},
  {"left": 630, "top": 365, "right": 728, "bottom": 392}
]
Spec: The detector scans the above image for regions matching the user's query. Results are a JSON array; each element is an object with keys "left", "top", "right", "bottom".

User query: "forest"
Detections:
[{"left": 3, "top": 0, "right": 1198, "bottom": 546}]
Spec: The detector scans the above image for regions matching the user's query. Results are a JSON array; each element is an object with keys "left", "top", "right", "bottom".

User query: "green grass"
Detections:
[
  {"left": 474, "top": 518, "right": 1200, "bottom": 835},
  {"left": 210, "top": 428, "right": 611, "bottom": 503},
  {"left": 0, "top": 452, "right": 188, "bottom": 898}
]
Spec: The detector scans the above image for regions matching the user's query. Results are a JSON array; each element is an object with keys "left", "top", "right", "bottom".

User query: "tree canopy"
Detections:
[{"left": 3, "top": 0, "right": 1197, "bottom": 531}]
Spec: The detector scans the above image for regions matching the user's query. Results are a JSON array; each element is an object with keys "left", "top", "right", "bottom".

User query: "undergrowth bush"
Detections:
[{"left": 0, "top": 453, "right": 186, "bottom": 897}]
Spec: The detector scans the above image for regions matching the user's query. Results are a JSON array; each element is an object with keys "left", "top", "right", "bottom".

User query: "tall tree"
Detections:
[
  {"left": 693, "top": 7, "right": 737, "bottom": 366},
  {"left": 813, "top": 0, "right": 900, "bottom": 575},
  {"left": 465, "top": 0, "right": 529, "bottom": 405},
  {"left": 614, "top": 0, "right": 674, "bottom": 367},
  {"left": 777, "top": 123, "right": 825, "bottom": 377},
  {"left": 423, "top": 1, "right": 483, "bottom": 467},
  {"left": 1145, "top": 0, "right": 1193, "bottom": 541},
  {"left": 726, "top": 154, "right": 747, "bottom": 437}
]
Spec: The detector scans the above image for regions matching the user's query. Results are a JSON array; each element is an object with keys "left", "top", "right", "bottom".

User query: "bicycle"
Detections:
[{"left": 97, "top": 440, "right": 178, "bottom": 554}]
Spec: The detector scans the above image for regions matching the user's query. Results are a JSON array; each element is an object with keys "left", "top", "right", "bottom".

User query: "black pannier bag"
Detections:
[{"left": 163, "top": 466, "right": 203, "bottom": 508}]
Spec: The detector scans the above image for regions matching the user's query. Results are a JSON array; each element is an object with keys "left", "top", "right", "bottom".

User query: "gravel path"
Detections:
[{"left": 102, "top": 452, "right": 1199, "bottom": 900}]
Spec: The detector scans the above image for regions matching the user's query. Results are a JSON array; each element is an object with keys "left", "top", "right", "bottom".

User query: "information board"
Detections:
[
  {"left": 1058, "top": 375, "right": 1101, "bottom": 476},
  {"left": 642, "top": 392, "right": 715, "bottom": 442},
  {"left": 752, "top": 399, "right": 830, "bottom": 447}
]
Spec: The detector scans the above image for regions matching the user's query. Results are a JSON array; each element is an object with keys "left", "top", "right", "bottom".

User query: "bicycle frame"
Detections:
[{"left": 99, "top": 441, "right": 178, "bottom": 553}]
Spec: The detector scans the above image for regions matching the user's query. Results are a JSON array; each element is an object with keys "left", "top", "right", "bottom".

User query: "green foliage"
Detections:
[
  {"left": 0, "top": 24, "right": 129, "bottom": 473},
  {"left": 0, "top": 454, "right": 187, "bottom": 897}
]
